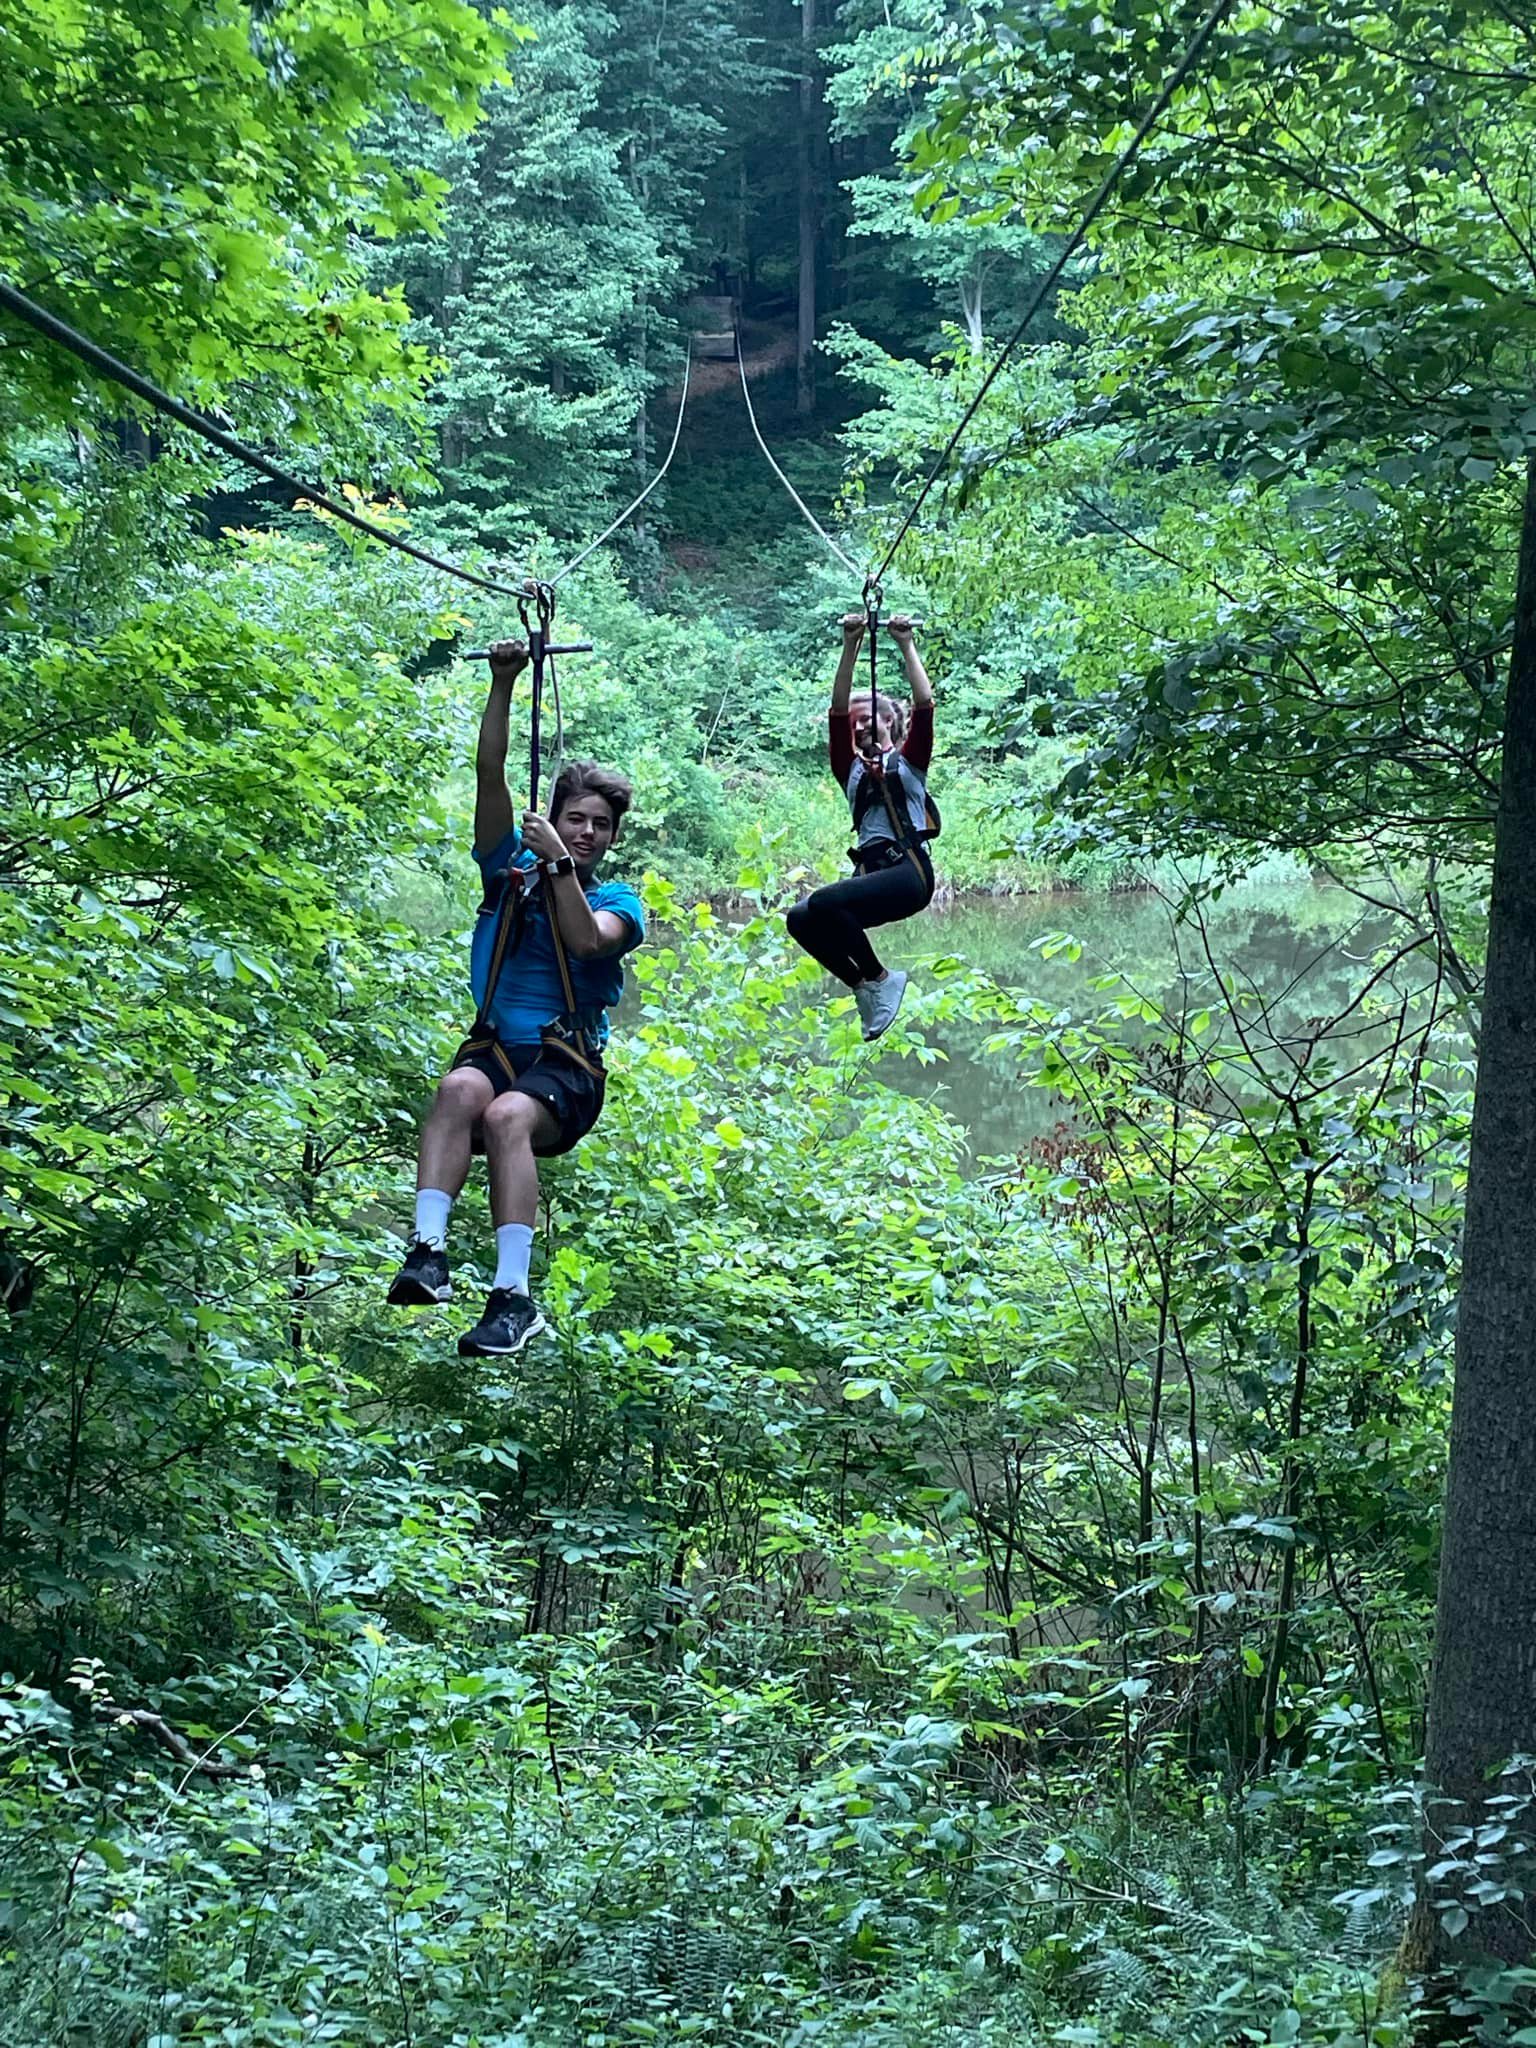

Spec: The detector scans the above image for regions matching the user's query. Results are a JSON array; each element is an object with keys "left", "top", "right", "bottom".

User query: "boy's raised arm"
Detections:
[{"left": 474, "top": 640, "right": 528, "bottom": 859}]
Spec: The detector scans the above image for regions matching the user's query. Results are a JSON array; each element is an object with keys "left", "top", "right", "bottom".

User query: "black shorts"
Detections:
[{"left": 451, "top": 1034, "right": 607, "bottom": 1157}]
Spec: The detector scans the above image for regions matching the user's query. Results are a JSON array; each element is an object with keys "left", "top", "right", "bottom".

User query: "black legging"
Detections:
[{"left": 786, "top": 845, "right": 935, "bottom": 987}]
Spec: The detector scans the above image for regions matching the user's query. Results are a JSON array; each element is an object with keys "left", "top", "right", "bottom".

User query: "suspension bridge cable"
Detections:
[{"left": 869, "top": 0, "right": 1234, "bottom": 584}]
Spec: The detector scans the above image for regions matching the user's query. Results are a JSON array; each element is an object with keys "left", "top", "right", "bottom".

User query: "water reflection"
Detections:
[{"left": 877, "top": 883, "right": 1442, "bottom": 1160}]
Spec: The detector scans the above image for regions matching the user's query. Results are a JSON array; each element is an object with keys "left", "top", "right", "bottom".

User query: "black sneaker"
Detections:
[
  {"left": 457, "top": 1288, "right": 547, "bottom": 1357},
  {"left": 387, "top": 1241, "right": 452, "bottom": 1306}
]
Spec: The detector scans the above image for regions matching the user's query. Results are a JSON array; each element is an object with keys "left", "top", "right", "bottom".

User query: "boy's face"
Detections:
[{"left": 554, "top": 794, "right": 617, "bottom": 873}]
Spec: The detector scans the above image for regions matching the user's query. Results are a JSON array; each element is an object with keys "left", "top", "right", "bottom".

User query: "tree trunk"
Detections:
[
  {"left": 1412, "top": 453, "right": 1536, "bottom": 1975},
  {"left": 628, "top": 136, "right": 652, "bottom": 547},
  {"left": 796, "top": 0, "right": 818, "bottom": 418},
  {"left": 958, "top": 274, "right": 985, "bottom": 354}
]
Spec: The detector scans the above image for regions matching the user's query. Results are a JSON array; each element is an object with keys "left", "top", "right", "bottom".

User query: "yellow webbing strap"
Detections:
[
  {"left": 472, "top": 865, "right": 526, "bottom": 1035},
  {"left": 544, "top": 876, "right": 580, "bottom": 1019}
]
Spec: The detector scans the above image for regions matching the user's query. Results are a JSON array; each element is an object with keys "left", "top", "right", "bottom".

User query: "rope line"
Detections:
[
  {"left": 0, "top": 278, "right": 692, "bottom": 609},
  {"left": 549, "top": 342, "right": 694, "bottom": 586},
  {"left": 0, "top": 276, "right": 537, "bottom": 601},
  {"left": 545, "top": 644, "right": 565, "bottom": 800},
  {"left": 870, "top": 0, "right": 1233, "bottom": 583},
  {"left": 737, "top": 338, "right": 864, "bottom": 579}
]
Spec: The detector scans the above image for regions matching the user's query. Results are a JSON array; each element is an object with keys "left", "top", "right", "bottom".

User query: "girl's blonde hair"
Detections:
[{"left": 850, "top": 690, "right": 907, "bottom": 744}]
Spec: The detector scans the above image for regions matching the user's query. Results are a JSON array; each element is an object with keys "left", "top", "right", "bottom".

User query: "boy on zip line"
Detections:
[{"left": 387, "top": 640, "right": 646, "bottom": 1357}]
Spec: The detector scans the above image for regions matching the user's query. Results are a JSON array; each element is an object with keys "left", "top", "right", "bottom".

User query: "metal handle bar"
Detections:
[{"left": 464, "top": 643, "right": 594, "bottom": 659}]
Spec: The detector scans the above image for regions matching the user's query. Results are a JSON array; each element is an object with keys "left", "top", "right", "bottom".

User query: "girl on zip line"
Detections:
[{"left": 786, "top": 612, "right": 938, "bottom": 1040}]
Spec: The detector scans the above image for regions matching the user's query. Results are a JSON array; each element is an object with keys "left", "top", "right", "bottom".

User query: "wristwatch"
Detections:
[{"left": 542, "top": 854, "right": 576, "bottom": 878}]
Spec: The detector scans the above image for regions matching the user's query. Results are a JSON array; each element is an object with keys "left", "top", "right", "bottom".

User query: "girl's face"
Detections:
[{"left": 851, "top": 693, "right": 896, "bottom": 756}]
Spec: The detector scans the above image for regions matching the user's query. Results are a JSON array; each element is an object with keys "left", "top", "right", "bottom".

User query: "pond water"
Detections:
[{"left": 868, "top": 882, "right": 1436, "bottom": 1160}]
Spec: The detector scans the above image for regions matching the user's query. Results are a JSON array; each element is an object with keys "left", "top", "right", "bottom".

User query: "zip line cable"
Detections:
[
  {"left": 0, "top": 277, "right": 692, "bottom": 610},
  {"left": 4, "top": 0, "right": 1230, "bottom": 620},
  {"left": 0, "top": 277, "right": 539, "bottom": 601},
  {"left": 734, "top": 0, "right": 1232, "bottom": 593},
  {"left": 549, "top": 342, "right": 694, "bottom": 586},
  {"left": 870, "top": 0, "right": 1233, "bottom": 584},
  {"left": 737, "top": 337, "right": 864, "bottom": 580}
]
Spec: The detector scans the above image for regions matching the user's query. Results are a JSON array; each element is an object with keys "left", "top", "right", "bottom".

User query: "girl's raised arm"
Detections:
[{"left": 831, "top": 612, "right": 866, "bottom": 713}]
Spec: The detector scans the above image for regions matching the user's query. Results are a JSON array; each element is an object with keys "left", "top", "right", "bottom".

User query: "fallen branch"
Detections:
[{"left": 96, "top": 1704, "right": 244, "bottom": 1780}]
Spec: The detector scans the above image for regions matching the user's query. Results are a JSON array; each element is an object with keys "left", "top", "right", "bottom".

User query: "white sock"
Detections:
[
  {"left": 414, "top": 1188, "right": 453, "bottom": 1250},
  {"left": 494, "top": 1223, "right": 534, "bottom": 1295}
]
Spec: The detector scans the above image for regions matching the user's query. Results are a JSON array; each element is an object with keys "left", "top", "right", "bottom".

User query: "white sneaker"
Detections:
[{"left": 855, "top": 969, "right": 908, "bottom": 1041}]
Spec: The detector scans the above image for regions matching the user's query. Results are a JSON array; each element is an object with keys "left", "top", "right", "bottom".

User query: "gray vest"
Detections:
[{"left": 846, "top": 752, "right": 932, "bottom": 850}]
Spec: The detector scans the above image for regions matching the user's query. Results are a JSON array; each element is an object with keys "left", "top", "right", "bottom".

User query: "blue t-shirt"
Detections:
[{"left": 470, "top": 829, "right": 646, "bottom": 1047}]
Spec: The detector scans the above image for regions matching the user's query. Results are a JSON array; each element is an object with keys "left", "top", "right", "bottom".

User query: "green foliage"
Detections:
[
  {"left": 0, "top": 493, "right": 468, "bottom": 1684},
  {"left": 0, "top": 759, "right": 1467, "bottom": 2037},
  {"left": 0, "top": 0, "right": 1519, "bottom": 2039},
  {"left": 372, "top": 0, "right": 771, "bottom": 549},
  {"left": 826, "top": 0, "right": 1057, "bottom": 355},
  {"left": 851, "top": 0, "right": 1536, "bottom": 878},
  {"left": 0, "top": 0, "right": 509, "bottom": 473}
]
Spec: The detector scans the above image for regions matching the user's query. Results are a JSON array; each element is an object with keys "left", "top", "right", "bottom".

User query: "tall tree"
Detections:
[
  {"left": 826, "top": 1, "right": 1051, "bottom": 354},
  {"left": 376, "top": 8, "right": 672, "bottom": 553},
  {"left": 1415, "top": 456, "right": 1536, "bottom": 1974},
  {"left": 797, "top": 0, "right": 821, "bottom": 414},
  {"left": 377, "top": 0, "right": 763, "bottom": 551}
]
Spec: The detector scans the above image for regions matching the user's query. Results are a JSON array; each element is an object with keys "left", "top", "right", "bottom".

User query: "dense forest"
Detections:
[{"left": 3, "top": 0, "right": 1536, "bottom": 2041}]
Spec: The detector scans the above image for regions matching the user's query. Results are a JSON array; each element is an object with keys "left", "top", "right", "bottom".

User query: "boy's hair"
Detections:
[
  {"left": 850, "top": 690, "right": 907, "bottom": 744},
  {"left": 550, "top": 758, "right": 634, "bottom": 830}
]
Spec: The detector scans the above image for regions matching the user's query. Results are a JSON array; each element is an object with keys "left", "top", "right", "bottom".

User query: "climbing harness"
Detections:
[
  {"left": 461, "top": 819, "right": 606, "bottom": 1090},
  {"left": 850, "top": 753, "right": 941, "bottom": 854},
  {"left": 459, "top": 577, "right": 616, "bottom": 1074},
  {"left": 457, "top": 867, "right": 606, "bottom": 1087}
]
